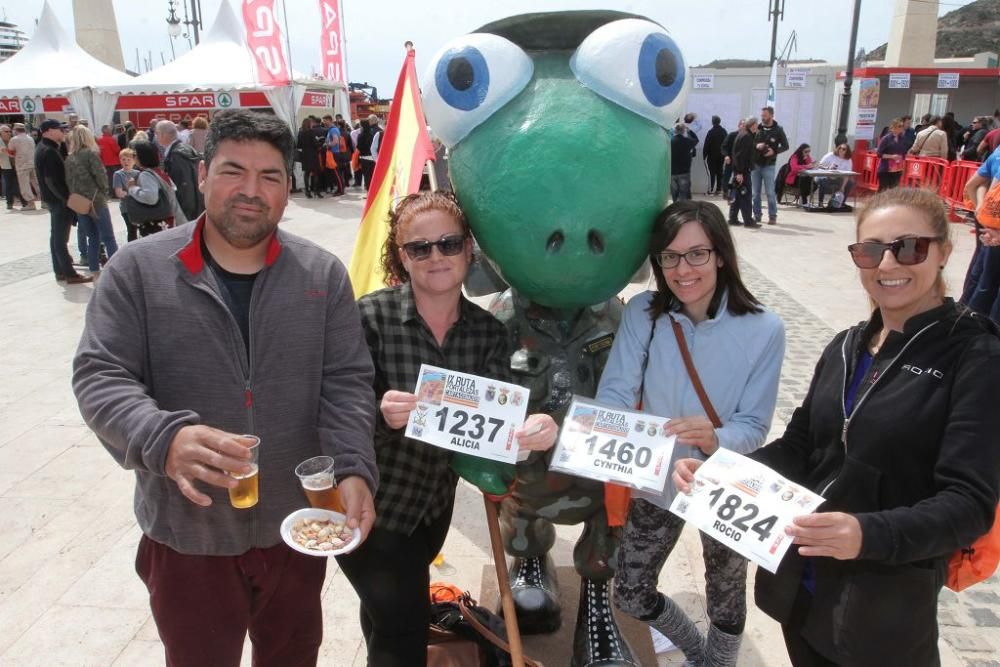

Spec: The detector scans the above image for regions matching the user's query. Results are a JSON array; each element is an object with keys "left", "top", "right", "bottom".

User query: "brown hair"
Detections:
[
  {"left": 381, "top": 190, "right": 471, "bottom": 285},
  {"left": 647, "top": 200, "right": 762, "bottom": 320},
  {"left": 193, "top": 116, "right": 209, "bottom": 130},
  {"left": 855, "top": 187, "right": 953, "bottom": 301}
]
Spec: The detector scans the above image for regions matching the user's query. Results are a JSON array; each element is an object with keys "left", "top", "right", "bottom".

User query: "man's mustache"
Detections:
[{"left": 227, "top": 195, "right": 268, "bottom": 209}]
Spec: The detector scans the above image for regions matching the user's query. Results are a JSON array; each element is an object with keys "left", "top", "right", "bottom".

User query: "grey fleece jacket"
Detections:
[{"left": 73, "top": 216, "right": 377, "bottom": 555}]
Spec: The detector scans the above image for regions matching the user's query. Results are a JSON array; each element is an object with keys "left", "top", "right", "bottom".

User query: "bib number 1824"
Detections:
[{"left": 706, "top": 487, "right": 777, "bottom": 542}]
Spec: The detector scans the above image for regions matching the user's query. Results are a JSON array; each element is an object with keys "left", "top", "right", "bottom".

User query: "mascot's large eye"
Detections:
[
  {"left": 421, "top": 33, "right": 533, "bottom": 147},
  {"left": 570, "top": 19, "right": 686, "bottom": 129}
]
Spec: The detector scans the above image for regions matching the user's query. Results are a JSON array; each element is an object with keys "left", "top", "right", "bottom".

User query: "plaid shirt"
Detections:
[{"left": 359, "top": 284, "right": 512, "bottom": 535}]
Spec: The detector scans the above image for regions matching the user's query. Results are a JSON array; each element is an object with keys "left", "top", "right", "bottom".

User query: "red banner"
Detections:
[
  {"left": 242, "top": 0, "right": 291, "bottom": 86},
  {"left": 318, "top": 0, "right": 346, "bottom": 82}
]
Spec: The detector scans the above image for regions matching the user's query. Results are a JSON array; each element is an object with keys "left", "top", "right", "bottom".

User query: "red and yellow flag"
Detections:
[{"left": 348, "top": 50, "right": 436, "bottom": 298}]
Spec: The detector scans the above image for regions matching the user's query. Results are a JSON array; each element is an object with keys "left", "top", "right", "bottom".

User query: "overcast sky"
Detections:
[{"left": 1, "top": 0, "right": 976, "bottom": 95}]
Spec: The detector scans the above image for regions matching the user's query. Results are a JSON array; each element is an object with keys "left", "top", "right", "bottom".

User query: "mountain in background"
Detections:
[{"left": 867, "top": 0, "right": 1000, "bottom": 60}]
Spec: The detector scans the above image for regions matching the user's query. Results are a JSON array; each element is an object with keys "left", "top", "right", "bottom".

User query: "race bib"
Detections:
[
  {"left": 405, "top": 364, "right": 529, "bottom": 464},
  {"left": 549, "top": 397, "right": 677, "bottom": 493},
  {"left": 669, "top": 448, "right": 825, "bottom": 573}
]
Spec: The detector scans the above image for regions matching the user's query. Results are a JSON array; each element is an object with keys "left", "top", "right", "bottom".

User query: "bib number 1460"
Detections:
[
  {"left": 584, "top": 435, "right": 653, "bottom": 468},
  {"left": 707, "top": 487, "right": 777, "bottom": 542}
]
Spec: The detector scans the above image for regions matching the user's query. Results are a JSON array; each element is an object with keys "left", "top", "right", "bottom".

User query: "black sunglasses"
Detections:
[
  {"left": 401, "top": 234, "right": 467, "bottom": 261},
  {"left": 847, "top": 236, "right": 937, "bottom": 269}
]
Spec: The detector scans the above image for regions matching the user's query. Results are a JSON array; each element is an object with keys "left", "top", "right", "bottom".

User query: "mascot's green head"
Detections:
[{"left": 421, "top": 11, "right": 686, "bottom": 309}]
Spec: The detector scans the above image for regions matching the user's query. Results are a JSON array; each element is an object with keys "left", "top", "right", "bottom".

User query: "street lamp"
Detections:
[{"left": 165, "top": 0, "right": 203, "bottom": 46}]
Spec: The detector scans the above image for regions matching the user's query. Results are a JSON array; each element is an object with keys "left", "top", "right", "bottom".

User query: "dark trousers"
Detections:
[
  {"left": 337, "top": 498, "right": 454, "bottom": 666},
  {"left": 722, "top": 162, "right": 733, "bottom": 196},
  {"left": 136, "top": 535, "right": 327, "bottom": 667},
  {"left": 105, "top": 165, "right": 119, "bottom": 197},
  {"left": 964, "top": 244, "right": 1000, "bottom": 319},
  {"left": 361, "top": 160, "right": 376, "bottom": 190},
  {"left": 780, "top": 586, "right": 840, "bottom": 666},
  {"left": 877, "top": 171, "right": 901, "bottom": 191},
  {"left": 47, "top": 200, "right": 77, "bottom": 278},
  {"left": 729, "top": 178, "right": 753, "bottom": 224},
  {"left": 707, "top": 156, "right": 724, "bottom": 192},
  {"left": 336, "top": 155, "right": 352, "bottom": 192},
  {"left": 2, "top": 168, "right": 25, "bottom": 207}
]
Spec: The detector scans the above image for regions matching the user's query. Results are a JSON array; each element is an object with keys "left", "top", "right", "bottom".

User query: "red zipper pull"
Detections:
[{"left": 244, "top": 389, "right": 253, "bottom": 408}]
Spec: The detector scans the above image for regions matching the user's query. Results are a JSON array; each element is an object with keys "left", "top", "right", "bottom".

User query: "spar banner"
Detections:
[
  {"left": 318, "top": 0, "right": 347, "bottom": 82},
  {"left": 242, "top": 0, "right": 291, "bottom": 86}
]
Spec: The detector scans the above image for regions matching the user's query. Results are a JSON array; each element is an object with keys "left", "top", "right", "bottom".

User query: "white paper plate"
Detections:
[{"left": 280, "top": 508, "right": 362, "bottom": 557}]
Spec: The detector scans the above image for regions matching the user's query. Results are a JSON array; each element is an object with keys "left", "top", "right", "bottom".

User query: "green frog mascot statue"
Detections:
[{"left": 422, "top": 11, "right": 685, "bottom": 666}]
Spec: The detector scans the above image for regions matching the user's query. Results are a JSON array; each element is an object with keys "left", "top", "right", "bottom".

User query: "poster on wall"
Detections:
[
  {"left": 888, "top": 73, "right": 910, "bottom": 89},
  {"left": 937, "top": 73, "right": 960, "bottom": 89},
  {"left": 784, "top": 68, "right": 807, "bottom": 88},
  {"left": 858, "top": 79, "right": 880, "bottom": 108},
  {"left": 693, "top": 75, "right": 714, "bottom": 89}
]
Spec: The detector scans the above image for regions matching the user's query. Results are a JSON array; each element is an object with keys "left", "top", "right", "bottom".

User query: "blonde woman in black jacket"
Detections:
[{"left": 676, "top": 187, "right": 1000, "bottom": 666}]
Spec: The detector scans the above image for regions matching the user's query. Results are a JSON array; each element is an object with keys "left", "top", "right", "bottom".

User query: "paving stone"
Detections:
[
  {"left": 969, "top": 591, "right": 1000, "bottom": 605},
  {"left": 970, "top": 608, "right": 1000, "bottom": 627},
  {"left": 964, "top": 660, "right": 1000, "bottom": 667},
  {"left": 946, "top": 633, "right": 996, "bottom": 652}
]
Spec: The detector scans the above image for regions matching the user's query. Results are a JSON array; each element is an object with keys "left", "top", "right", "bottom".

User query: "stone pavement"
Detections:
[{"left": 0, "top": 191, "right": 996, "bottom": 666}]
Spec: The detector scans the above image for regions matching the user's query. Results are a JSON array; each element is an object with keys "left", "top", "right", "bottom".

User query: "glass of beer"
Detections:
[
  {"left": 228, "top": 435, "right": 261, "bottom": 509},
  {"left": 295, "top": 456, "right": 345, "bottom": 513}
]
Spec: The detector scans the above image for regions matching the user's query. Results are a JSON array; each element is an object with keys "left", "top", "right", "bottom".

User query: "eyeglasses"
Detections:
[
  {"left": 655, "top": 248, "right": 715, "bottom": 269},
  {"left": 847, "top": 236, "right": 938, "bottom": 269},
  {"left": 401, "top": 234, "right": 467, "bottom": 260}
]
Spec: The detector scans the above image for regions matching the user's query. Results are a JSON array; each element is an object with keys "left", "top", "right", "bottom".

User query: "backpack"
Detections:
[
  {"left": 947, "top": 505, "right": 1000, "bottom": 591},
  {"left": 977, "top": 181, "right": 1000, "bottom": 230},
  {"left": 428, "top": 592, "right": 515, "bottom": 667}
]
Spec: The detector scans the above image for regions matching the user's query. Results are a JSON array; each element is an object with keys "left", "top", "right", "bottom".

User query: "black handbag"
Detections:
[{"left": 125, "top": 172, "right": 172, "bottom": 223}]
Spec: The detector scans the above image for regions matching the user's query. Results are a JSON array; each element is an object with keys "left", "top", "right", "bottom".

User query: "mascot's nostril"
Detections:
[
  {"left": 587, "top": 230, "right": 605, "bottom": 255},
  {"left": 546, "top": 231, "right": 565, "bottom": 254}
]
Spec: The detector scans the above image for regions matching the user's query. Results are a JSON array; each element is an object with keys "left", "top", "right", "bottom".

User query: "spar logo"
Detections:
[
  {"left": 21, "top": 97, "right": 36, "bottom": 114},
  {"left": 217, "top": 93, "right": 233, "bottom": 108}
]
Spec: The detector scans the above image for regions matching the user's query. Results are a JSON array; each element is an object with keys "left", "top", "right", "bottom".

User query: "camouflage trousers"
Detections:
[
  {"left": 614, "top": 498, "right": 748, "bottom": 633},
  {"left": 500, "top": 459, "right": 618, "bottom": 581}
]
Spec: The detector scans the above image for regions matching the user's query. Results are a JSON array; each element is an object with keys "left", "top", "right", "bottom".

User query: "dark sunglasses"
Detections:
[
  {"left": 847, "top": 236, "right": 937, "bottom": 269},
  {"left": 401, "top": 234, "right": 467, "bottom": 260}
]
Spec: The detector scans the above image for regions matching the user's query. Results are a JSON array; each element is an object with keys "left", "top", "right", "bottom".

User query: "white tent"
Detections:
[
  {"left": 97, "top": 0, "right": 349, "bottom": 128},
  {"left": 0, "top": 1, "right": 133, "bottom": 127}
]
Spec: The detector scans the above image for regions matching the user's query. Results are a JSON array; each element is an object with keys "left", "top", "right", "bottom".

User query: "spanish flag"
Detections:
[{"left": 348, "top": 50, "right": 436, "bottom": 297}]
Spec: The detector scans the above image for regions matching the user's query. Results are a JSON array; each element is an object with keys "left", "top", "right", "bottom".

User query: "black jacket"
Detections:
[
  {"left": 752, "top": 121, "right": 789, "bottom": 166},
  {"left": 731, "top": 132, "right": 755, "bottom": 177},
  {"left": 752, "top": 300, "right": 1000, "bottom": 666},
  {"left": 720, "top": 130, "right": 738, "bottom": 159},
  {"left": 34, "top": 137, "right": 69, "bottom": 205},
  {"left": 163, "top": 141, "right": 204, "bottom": 221},
  {"left": 670, "top": 134, "right": 697, "bottom": 176},
  {"left": 703, "top": 124, "right": 727, "bottom": 160}
]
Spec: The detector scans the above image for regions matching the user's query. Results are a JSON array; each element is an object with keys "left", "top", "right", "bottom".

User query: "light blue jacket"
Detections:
[{"left": 595, "top": 290, "right": 785, "bottom": 508}]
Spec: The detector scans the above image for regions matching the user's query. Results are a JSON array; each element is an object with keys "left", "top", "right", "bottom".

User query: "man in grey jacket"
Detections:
[{"left": 73, "top": 109, "right": 377, "bottom": 667}]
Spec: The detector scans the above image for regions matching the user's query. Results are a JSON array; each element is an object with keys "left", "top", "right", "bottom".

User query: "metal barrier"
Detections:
[{"left": 843, "top": 153, "right": 982, "bottom": 222}]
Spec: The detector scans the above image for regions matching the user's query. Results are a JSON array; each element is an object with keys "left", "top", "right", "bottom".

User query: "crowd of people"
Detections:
[
  {"left": 54, "top": 107, "right": 1000, "bottom": 667},
  {"left": 296, "top": 112, "right": 383, "bottom": 198}
]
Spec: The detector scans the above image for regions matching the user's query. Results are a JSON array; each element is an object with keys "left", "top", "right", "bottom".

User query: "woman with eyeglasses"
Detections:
[
  {"left": 675, "top": 188, "right": 1000, "bottom": 666},
  {"left": 337, "top": 190, "right": 557, "bottom": 665},
  {"left": 814, "top": 143, "right": 854, "bottom": 208},
  {"left": 597, "top": 200, "right": 785, "bottom": 666}
]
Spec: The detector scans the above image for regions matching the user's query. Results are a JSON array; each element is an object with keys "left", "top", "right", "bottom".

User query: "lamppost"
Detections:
[{"left": 166, "top": 0, "right": 203, "bottom": 47}]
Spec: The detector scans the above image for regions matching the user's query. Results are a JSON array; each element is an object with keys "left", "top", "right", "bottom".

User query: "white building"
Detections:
[{"left": 0, "top": 20, "right": 28, "bottom": 63}]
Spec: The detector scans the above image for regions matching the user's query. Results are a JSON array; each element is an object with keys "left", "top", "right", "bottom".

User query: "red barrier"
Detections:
[
  {"left": 940, "top": 160, "right": 982, "bottom": 221},
  {"left": 901, "top": 157, "right": 948, "bottom": 191},
  {"left": 859, "top": 152, "right": 880, "bottom": 192}
]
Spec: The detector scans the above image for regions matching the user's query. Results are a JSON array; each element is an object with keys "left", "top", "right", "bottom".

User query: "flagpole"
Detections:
[{"left": 280, "top": 0, "right": 294, "bottom": 77}]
